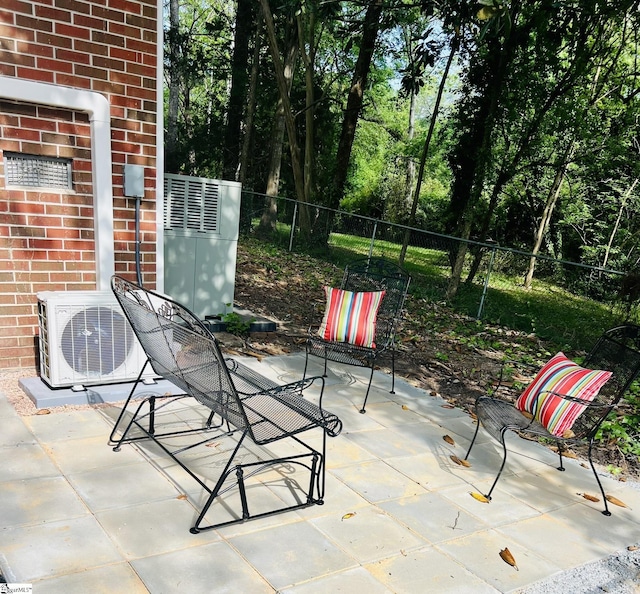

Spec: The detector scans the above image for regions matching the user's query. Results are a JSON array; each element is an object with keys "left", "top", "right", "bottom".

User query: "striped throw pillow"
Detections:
[
  {"left": 318, "top": 287, "right": 385, "bottom": 348},
  {"left": 515, "top": 352, "right": 611, "bottom": 437}
]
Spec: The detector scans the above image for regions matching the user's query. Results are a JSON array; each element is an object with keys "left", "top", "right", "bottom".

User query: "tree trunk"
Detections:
[
  {"left": 602, "top": 178, "right": 638, "bottom": 270},
  {"left": 399, "top": 38, "right": 457, "bottom": 265},
  {"left": 329, "top": 0, "right": 383, "bottom": 213},
  {"left": 258, "top": 14, "right": 298, "bottom": 235},
  {"left": 165, "top": 0, "right": 181, "bottom": 173},
  {"left": 222, "top": 0, "right": 253, "bottom": 181},
  {"left": 259, "top": 0, "right": 306, "bottom": 206},
  {"left": 524, "top": 142, "right": 575, "bottom": 289},
  {"left": 238, "top": 17, "right": 261, "bottom": 188},
  {"left": 296, "top": 9, "right": 317, "bottom": 238}
]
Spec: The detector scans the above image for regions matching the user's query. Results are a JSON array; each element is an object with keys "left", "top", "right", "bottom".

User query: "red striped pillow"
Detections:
[
  {"left": 515, "top": 352, "right": 611, "bottom": 437},
  {"left": 318, "top": 287, "right": 385, "bottom": 348}
]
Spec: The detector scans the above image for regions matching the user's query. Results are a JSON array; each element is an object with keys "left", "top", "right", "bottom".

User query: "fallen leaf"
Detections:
[
  {"left": 628, "top": 545, "right": 639, "bottom": 551},
  {"left": 401, "top": 405, "right": 409, "bottom": 410},
  {"left": 577, "top": 493, "right": 600, "bottom": 502},
  {"left": 520, "top": 410, "right": 534, "bottom": 420},
  {"left": 512, "top": 373, "right": 531, "bottom": 383},
  {"left": 499, "top": 547, "right": 519, "bottom": 570},
  {"left": 177, "top": 494, "right": 188, "bottom": 500},
  {"left": 441, "top": 404, "right": 455, "bottom": 409},
  {"left": 450, "top": 455, "right": 471, "bottom": 467},
  {"left": 470, "top": 492, "right": 490, "bottom": 503},
  {"left": 341, "top": 512, "right": 356, "bottom": 521},
  {"left": 36, "top": 409, "right": 51, "bottom": 415},
  {"left": 443, "top": 435, "right": 455, "bottom": 446},
  {"left": 562, "top": 428, "right": 576, "bottom": 438},
  {"left": 606, "top": 495, "right": 628, "bottom": 508}
]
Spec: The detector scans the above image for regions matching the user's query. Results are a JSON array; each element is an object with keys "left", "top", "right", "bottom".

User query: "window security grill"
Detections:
[{"left": 4, "top": 153, "right": 72, "bottom": 189}]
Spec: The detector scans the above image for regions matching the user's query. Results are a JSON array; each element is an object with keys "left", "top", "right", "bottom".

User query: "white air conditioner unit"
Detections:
[{"left": 37, "top": 291, "right": 151, "bottom": 389}]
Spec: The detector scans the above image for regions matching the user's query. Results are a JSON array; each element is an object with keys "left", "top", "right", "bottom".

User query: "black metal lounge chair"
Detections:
[
  {"left": 303, "top": 257, "right": 411, "bottom": 413},
  {"left": 464, "top": 324, "right": 640, "bottom": 515}
]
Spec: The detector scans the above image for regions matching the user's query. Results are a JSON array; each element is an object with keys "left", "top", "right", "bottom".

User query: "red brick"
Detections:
[
  {"left": 73, "top": 13, "right": 108, "bottom": 31},
  {"left": 55, "top": 73, "right": 91, "bottom": 89},
  {"left": 56, "top": 22, "right": 92, "bottom": 40},
  {"left": 36, "top": 31, "right": 73, "bottom": 48},
  {"left": 125, "top": 13, "right": 155, "bottom": 31},
  {"left": 41, "top": 132, "right": 75, "bottom": 146},
  {"left": 73, "top": 39, "right": 108, "bottom": 56},
  {"left": 54, "top": 47, "right": 91, "bottom": 64},
  {"left": 15, "top": 41, "right": 52, "bottom": 57},
  {"left": 109, "top": 21, "right": 141, "bottom": 40},
  {"left": 110, "top": 95, "right": 141, "bottom": 109},
  {"left": 108, "top": 0, "right": 141, "bottom": 15},
  {"left": 35, "top": 5, "right": 72, "bottom": 22},
  {"left": 0, "top": 63, "right": 16, "bottom": 76},
  {"left": 37, "top": 57, "right": 74, "bottom": 74},
  {"left": 2, "top": 127, "right": 40, "bottom": 141},
  {"left": 125, "top": 61, "right": 153, "bottom": 77},
  {"left": 110, "top": 46, "right": 140, "bottom": 63},
  {"left": 58, "top": 121, "right": 91, "bottom": 136},
  {"left": 0, "top": 10, "right": 16, "bottom": 25},
  {"left": 91, "top": 30, "right": 124, "bottom": 47},
  {"left": 91, "top": 79, "right": 125, "bottom": 95},
  {"left": 74, "top": 64, "right": 108, "bottom": 80},
  {"left": 20, "top": 143, "right": 57, "bottom": 158},
  {"left": 125, "top": 38, "right": 154, "bottom": 55},
  {"left": 93, "top": 55, "right": 125, "bottom": 71},
  {"left": 55, "top": 0, "right": 91, "bottom": 15},
  {"left": 20, "top": 116, "right": 57, "bottom": 131},
  {"left": 16, "top": 14, "right": 53, "bottom": 33},
  {"left": 91, "top": 5, "right": 124, "bottom": 22}
]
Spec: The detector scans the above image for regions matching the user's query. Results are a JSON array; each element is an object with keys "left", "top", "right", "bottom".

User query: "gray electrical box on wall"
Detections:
[
  {"left": 163, "top": 174, "right": 241, "bottom": 319},
  {"left": 124, "top": 164, "right": 145, "bottom": 197}
]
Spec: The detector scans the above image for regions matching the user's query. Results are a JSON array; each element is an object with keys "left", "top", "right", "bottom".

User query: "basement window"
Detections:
[{"left": 4, "top": 152, "right": 72, "bottom": 189}]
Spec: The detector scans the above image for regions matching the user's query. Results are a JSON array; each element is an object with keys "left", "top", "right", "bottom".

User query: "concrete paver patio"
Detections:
[{"left": 1, "top": 352, "right": 639, "bottom": 593}]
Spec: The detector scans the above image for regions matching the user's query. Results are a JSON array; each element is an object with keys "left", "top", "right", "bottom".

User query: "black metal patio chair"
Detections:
[
  {"left": 464, "top": 324, "right": 640, "bottom": 515},
  {"left": 303, "top": 257, "right": 411, "bottom": 413},
  {"left": 109, "top": 276, "right": 342, "bottom": 532}
]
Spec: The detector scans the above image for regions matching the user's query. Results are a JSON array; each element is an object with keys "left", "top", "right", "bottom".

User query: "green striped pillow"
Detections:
[
  {"left": 515, "top": 352, "right": 611, "bottom": 437},
  {"left": 319, "top": 287, "right": 385, "bottom": 348}
]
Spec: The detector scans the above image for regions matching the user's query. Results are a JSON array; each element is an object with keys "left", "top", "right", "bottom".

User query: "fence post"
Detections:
[
  {"left": 477, "top": 245, "right": 496, "bottom": 319},
  {"left": 368, "top": 220, "right": 378, "bottom": 259},
  {"left": 289, "top": 202, "right": 298, "bottom": 252}
]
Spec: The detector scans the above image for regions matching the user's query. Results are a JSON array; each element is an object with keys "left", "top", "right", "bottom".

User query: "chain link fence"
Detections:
[{"left": 241, "top": 191, "right": 637, "bottom": 348}]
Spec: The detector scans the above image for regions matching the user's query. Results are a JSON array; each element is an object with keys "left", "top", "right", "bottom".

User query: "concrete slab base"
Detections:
[{"left": 19, "top": 376, "right": 181, "bottom": 409}]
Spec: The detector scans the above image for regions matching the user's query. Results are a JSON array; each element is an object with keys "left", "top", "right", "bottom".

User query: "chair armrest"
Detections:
[{"left": 226, "top": 359, "right": 341, "bottom": 437}]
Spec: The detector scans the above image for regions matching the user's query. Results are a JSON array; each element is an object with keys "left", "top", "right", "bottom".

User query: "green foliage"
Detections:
[
  {"left": 596, "top": 383, "right": 640, "bottom": 458},
  {"left": 221, "top": 312, "right": 254, "bottom": 337}
]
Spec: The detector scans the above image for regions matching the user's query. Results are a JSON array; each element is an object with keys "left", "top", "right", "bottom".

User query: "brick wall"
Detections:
[{"left": 0, "top": 0, "right": 159, "bottom": 370}]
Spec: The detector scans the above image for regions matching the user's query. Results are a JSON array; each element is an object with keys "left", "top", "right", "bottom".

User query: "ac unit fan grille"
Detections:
[{"left": 61, "top": 306, "right": 134, "bottom": 377}]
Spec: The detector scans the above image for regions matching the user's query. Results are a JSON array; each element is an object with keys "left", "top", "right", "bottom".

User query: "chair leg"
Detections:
[
  {"left": 485, "top": 432, "right": 510, "bottom": 500},
  {"left": 360, "top": 365, "right": 375, "bottom": 414},
  {"left": 464, "top": 417, "right": 482, "bottom": 461},
  {"left": 556, "top": 441, "right": 566, "bottom": 472},
  {"left": 390, "top": 347, "right": 396, "bottom": 395},
  {"left": 303, "top": 349, "right": 309, "bottom": 380},
  {"left": 587, "top": 438, "right": 611, "bottom": 516}
]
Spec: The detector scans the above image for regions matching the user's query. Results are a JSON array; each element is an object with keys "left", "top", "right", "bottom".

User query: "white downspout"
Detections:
[
  {"left": 0, "top": 76, "right": 114, "bottom": 290},
  {"left": 155, "top": 0, "right": 165, "bottom": 292}
]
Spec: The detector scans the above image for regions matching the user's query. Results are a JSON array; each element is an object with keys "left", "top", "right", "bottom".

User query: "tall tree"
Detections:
[{"left": 222, "top": 0, "right": 254, "bottom": 180}]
